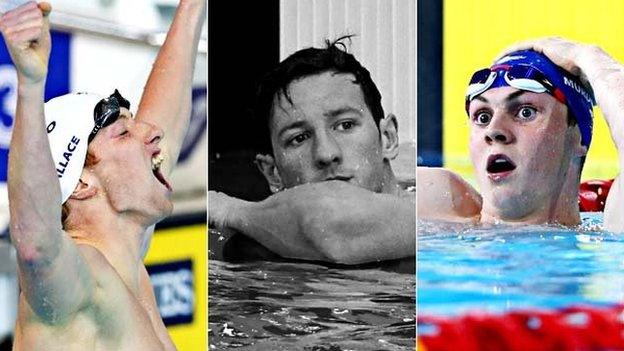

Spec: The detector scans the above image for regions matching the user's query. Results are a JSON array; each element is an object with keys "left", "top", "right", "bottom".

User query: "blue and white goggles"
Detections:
[{"left": 465, "top": 64, "right": 566, "bottom": 105}]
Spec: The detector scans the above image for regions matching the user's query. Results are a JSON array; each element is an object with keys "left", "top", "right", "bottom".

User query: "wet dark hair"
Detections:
[{"left": 253, "top": 35, "right": 384, "bottom": 154}]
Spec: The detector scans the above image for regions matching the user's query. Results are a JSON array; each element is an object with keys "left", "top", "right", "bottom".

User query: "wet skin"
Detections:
[
  {"left": 87, "top": 108, "right": 173, "bottom": 223},
  {"left": 264, "top": 71, "right": 395, "bottom": 194},
  {"left": 467, "top": 86, "right": 584, "bottom": 222}
]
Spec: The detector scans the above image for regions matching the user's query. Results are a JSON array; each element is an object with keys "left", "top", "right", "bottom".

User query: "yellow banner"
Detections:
[{"left": 145, "top": 224, "right": 207, "bottom": 351}]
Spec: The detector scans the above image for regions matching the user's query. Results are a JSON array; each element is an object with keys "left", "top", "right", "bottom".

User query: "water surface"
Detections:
[
  {"left": 209, "top": 260, "right": 415, "bottom": 350},
  {"left": 418, "top": 213, "right": 624, "bottom": 317}
]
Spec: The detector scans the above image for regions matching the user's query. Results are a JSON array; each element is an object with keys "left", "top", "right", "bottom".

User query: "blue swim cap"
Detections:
[{"left": 475, "top": 50, "right": 596, "bottom": 147}]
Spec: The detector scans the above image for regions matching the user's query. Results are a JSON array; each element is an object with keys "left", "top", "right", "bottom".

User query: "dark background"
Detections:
[
  {"left": 208, "top": 0, "right": 280, "bottom": 201},
  {"left": 417, "top": 0, "right": 443, "bottom": 167}
]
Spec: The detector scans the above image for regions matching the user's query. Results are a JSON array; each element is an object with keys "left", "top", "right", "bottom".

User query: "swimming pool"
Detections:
[
  {"left": 209, "top": 258, "right": 415, "bottom": 350},
  {"left": 417, "top": 213, "right": 624, "bottom": 348}
]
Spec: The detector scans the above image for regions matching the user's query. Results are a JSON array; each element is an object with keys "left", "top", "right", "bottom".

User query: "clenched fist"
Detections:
[{"left": 0, "top": 1, "right": 51, "bottom": 85}]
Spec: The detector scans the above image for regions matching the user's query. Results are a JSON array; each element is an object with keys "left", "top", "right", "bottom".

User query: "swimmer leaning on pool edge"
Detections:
[
  {"left": 2, "top": 1, "right": 205, "bottom": 350},
  {"left": 209, "top": 37, "right": 416, "bottom": 265},
  {"left": 419, "top": 38, "right": 624, "bottom": 231}
]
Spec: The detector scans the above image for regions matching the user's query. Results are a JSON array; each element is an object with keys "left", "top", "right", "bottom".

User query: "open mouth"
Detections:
[
  {"left": 152, "top": 154, "right": 173, "bottom": 191},
  {"left": 486, "top": 154, "right": 517, "bottom": 174}
]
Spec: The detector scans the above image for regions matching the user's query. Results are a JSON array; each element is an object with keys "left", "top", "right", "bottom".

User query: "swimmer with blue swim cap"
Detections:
[
  {"left": 419, "top": 38, "right": 624, "bottom": 231},
  {"left": 465, "top": 49, "right": 595, "bottom": 148},
  {"left": 2, "top": 1, "right": 205, "bottom": 349}
]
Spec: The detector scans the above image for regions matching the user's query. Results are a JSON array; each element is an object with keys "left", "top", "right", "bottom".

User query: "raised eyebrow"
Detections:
[
  {"left": 505, "top": 90, "right": 528, "bottom": 104},
  {"left": 323, "top": 106, "right": 362, "bottom": 118},
  {"left": 277, "top": 120, "right": 307, "bottom": 139},
  {"left": 473, "top": 95, "right": 488, "bottom": 103},
  {"left": 473, "top": 90, "right": 528, "bottom": 105}
]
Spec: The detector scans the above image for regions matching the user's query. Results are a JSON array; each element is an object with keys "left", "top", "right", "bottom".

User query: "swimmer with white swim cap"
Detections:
[
  {"left": 1, "top": 1, "right": 205, "bottom": 350},
  {"left": 419, "top": 38, "right": 624, "bottom": 231}
]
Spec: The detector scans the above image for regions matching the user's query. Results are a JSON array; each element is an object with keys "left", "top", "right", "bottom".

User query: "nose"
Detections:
[
  {"left": 138, "top": 121, "right": 163, "bottom": 145},
  {"left": 484, "top": 114, "right": 515, "bottom": 145},
  {"left": 313, "top": 131, "right": 342, "bottom": 169}
]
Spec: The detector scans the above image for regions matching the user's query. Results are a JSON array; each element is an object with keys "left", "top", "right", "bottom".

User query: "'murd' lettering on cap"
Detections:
[
  {"left": 563, "top": 76, "right": 592, "bottom": 104},
  {"left": 56, "top": 136, "right": 81, "bottom": 178}
]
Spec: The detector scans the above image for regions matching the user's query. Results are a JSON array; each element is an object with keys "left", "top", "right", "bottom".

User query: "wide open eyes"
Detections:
[
  {"left": 516, "top": 106, "right": 538, "bottom": 121},
  {"left": 471, "top": 111, "right": 492, "bottom": 126}
]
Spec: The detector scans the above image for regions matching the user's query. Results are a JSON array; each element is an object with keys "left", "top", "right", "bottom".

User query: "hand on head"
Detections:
[
  {"left": 495, "top": 37, "right": 595, "bottom": 84},
  {"left": 0, "top": 1, "right": 52, "bottom": 84}
]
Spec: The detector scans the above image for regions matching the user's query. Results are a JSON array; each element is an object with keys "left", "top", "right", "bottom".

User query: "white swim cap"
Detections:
[{"left": 44, "top": 92, "right": 103, "bottom": 204}]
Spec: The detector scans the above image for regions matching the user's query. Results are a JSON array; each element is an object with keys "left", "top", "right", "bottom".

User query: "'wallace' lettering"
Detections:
[{"left": 56, "top": 136, "right": 81, "bottom": 178}]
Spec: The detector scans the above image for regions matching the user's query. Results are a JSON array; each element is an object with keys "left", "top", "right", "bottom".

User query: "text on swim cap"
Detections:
[
  {"left": 46, "top": 121, "right": 56, "bottom": 133},
  {"left": 56, "top": 136, "right": 81, "bottom": 178},
  {"left": 563, "top": 76, "right": 593, "bottom": 104}
]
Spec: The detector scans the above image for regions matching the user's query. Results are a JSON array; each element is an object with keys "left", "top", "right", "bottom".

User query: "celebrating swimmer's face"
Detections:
[
  {"left": 85, "top": 107, "right": 174, "bottom": 220},
  {"left": 467, "top": 86, "right": 585, "bottom": 219},
  {"left": 257, "top": 71, "right": 398, "bottom": 193}
]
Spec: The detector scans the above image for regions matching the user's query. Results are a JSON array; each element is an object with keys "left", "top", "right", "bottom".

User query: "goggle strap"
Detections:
[{"left": 553, "top": 89, "right": 566, "bottom": 104}]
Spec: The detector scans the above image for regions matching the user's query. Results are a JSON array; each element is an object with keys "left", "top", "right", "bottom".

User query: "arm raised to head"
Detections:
[
  {"left": 210, "top": 181, "right": 415, "bottom": 265},
  {"left": 135, "top": 0, "right": 206, "bottom": 176},
  {"left": 3, "top": 1, "right": 93, "bottom": 324}
]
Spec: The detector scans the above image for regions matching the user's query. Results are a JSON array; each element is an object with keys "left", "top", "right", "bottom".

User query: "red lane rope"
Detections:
[
  {"left": 579, "top": 179, "right": 614, "bottom": 212},
  {"left": 418, "top": 304, "right": 624, "bottom": 351},
  {"left": 419, "top": 179, "right": 619, "bottom": 350}
]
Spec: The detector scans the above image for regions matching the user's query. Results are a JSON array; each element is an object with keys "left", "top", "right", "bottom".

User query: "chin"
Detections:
[
  {"left": 138, "top": 196, "right": 174, "bottom": 225},
  {"left": 154, "top": 197, "right": 174, "bottom": 219}
]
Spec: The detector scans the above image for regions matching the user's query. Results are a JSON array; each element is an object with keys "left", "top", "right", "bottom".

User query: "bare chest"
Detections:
[{"left": 14, "top": 273, "right": 174, "bottom": 351}]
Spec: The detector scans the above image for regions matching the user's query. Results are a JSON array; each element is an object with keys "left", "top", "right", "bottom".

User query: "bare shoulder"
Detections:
[{"left": 417, "top": 167, "right": 482, "bottom": 221}]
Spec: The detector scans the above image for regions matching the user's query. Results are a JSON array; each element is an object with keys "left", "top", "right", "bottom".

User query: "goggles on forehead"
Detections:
[
  {"left": 465, "top": 64, "right": 567, "bottom": 106},
  {"left": 88, "top": 89, "right": 131, "bottom": 143}
]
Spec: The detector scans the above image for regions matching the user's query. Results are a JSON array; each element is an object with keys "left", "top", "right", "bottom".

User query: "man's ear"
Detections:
[
  {"left": 379, "top": 113, "right": 399, "bottom": 160},
  {"left": 575, "top": 143, "right": 588, "bottom": 159},
  {"left": 255, "top": 154, "right": 284, "bottom": 193},
  {"left": 569, "top": 126, "right": 588, "bottom": 159},
  {"left": 69, "top": 173, "right": 98, "bottom": 201}
]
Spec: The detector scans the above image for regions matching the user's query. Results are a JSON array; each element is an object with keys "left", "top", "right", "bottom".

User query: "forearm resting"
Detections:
[
  {"left": 231, "top": 182, "right": 415, "bottom": 264},
  {"left": 230, "top": 196, "right": 328, "bottom": 262}
]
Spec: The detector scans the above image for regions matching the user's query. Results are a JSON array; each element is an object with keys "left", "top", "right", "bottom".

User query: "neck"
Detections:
[
  {"left": 480, "top": 161, "right": 581, "bottom": 227},
  {"left": 64, "top": 199, "right": 153, "bottom": 293},
  {"left": 480, "top": 198, "right": 580, "bottom": 226},
  {"left": 380, "top": 163, "right": 403, "bottom": 196}
]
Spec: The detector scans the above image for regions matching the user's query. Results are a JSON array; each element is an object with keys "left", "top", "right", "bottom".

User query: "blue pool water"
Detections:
[
  {"left": 209, "top": 258, "right": 415, "bottom": 350},
  {"left": 418, "top": 213, "right": 624, "bottom": 317}
]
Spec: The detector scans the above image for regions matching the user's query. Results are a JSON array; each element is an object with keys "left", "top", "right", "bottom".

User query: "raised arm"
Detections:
[
  {"left": 3, "top": 2, "right": 93, "bottom": 323},
  {"left": 135, "top": 0, "right": 205, "bottom": 176},
  {"left": 498, "top": 38, "right": 624, "bottom": 231},
  {"left": 209, "top": 181, "right": 415, "bottom": 265}
]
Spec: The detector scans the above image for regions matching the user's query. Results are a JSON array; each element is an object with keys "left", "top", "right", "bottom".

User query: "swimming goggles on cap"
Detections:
[
  {"left": 465, "top": 64, "right": 567, "bottom": 104},
  {"left": 88, "top": 89, "right": 131, "bottom": 143}
]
